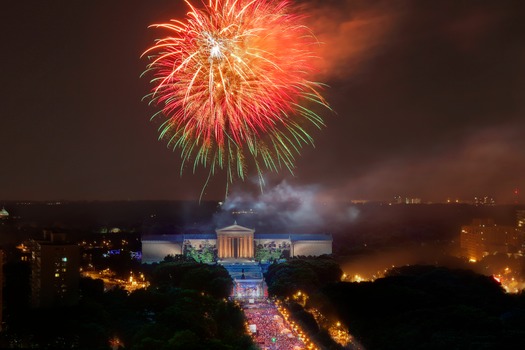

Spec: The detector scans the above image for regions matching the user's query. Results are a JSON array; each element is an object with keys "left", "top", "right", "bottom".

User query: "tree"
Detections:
[
  {"left": 185, "top": 240, "right": 216, "bottom": 263},
  {"left": 265, "top": 257, "right": 342, "bottom": 297},
  {"left": 321, "top": 266, "right": 524, "bottom": 349},
  {"left": 255, "top": 246, "right": 282, "bottom": 262}
]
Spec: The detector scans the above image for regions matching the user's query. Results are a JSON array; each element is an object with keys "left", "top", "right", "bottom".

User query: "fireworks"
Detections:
[{"left": 142, "top": 0, "right": 329, "bottom": 196}]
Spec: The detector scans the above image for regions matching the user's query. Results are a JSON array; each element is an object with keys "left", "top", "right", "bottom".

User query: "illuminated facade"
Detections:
[
  {"left": 217, "top": 225, "right": 255, "bottom": 259},
  {"left": 30, "top": 233, "right": 80, "bottom": 308},
  {"left": 142, "top": 223, "right": 333, "bottom": 263},
  {"left": 226, "top": 262, "right": 267, "bottom": 299},
  {"left": 460, "top": 219, "right": 524, "bottom": 261}
]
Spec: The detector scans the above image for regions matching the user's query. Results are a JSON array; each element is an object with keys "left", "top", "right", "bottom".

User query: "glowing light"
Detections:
[
  {"left": 351, "top": 274, "right": 365, "bottom": 283},
  {"left": 143, "top": 0, "right": 329, "bottom": 196}
]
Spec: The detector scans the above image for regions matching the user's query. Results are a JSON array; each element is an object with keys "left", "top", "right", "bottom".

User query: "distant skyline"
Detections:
[{"left": 1, "top": 0, "right": 524, "bottom": 203}]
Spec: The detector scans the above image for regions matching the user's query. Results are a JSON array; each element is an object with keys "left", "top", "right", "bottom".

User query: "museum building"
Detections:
[{"left": 141, "top": 223, "right": 333, "bottom": 263}]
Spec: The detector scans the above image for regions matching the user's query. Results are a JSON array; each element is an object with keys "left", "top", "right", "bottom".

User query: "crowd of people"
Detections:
[{"left": 242, "top": 300, "right": 307, "bottom": 350}]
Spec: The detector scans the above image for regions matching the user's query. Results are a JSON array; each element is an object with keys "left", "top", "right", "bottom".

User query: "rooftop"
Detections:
[
  {"left": 143, "top": 232, "right": 333, "bottom": 242},
  {"left": 0, "top": 207, "right": 9, "bottom": 217}
]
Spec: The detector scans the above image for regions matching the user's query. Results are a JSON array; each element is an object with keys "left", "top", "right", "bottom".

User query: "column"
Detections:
[
  {"left": 238, "top": 237, "right": 241, "bottom": 258},
  {"left": 229, "top": 237, "right": 232, "bottom": 258},
  {"left": 239, "top": 237, "right": 242, "bottom": 258},
  {"left": 241, "top": 237, "right": 245, "bottom": 258},
  {"left": 219, "top": 235, "right": 224, "bottom": 259},
  {"left": 246, "top": 237, "right": 249, "bottom": 258},
  {"left": 224, "top": 236, "right": 227, "bottom": 258},
  {"left": 218, "top": 235, "right": 221, "bottom": 259},
  {"left": 250, "top": 235, "right": 255, "bottom": 258}
]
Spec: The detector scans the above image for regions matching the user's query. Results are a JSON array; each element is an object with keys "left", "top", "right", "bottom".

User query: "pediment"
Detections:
[{"left": 216, "top": 223, "right": 254, "bottom": 235}]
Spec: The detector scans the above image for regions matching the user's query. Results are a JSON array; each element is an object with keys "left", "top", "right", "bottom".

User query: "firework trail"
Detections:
[{"left": 142, "top": 0, "right": 329, "bottom": 197}]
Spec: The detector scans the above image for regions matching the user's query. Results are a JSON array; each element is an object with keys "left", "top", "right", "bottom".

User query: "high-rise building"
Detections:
[
  {"left": 0, "top": 249, "right": 4, "bottom": 331},
  {"left": 405, "top": 197, "right": 421, "bottom": 204},
  {"left": 460, "top": 219, "right": 524, "bottom": 261},
  {"left": 473, "top": 196, "right": 496, "bottom": 206},
  {"left": 30, "top": 233, "right": 80, "bottom": 308},
  {"left": 517, "top": 209, "right": 525, "bottom": 228}
]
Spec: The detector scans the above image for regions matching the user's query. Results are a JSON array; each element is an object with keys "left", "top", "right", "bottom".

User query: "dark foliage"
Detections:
[
  {"left": 264, "top": 257, "right": 344, "bottom": 350},
  {"left": 321, "top": 265, "right": 525, "bottom": 349},
  {"left": 2, "top": 261, "right": 253, "bottom": 349},
  {"left": 148, "top": 261, "right": 233, "bottom": 299},
  {"left": 265, "top": 256, "right": 342, "bottom": 297}
]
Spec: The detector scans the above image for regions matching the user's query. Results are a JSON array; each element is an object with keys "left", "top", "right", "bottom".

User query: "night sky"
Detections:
[{"left": 1, "top": 0, "right": 524, "bottom": 203}]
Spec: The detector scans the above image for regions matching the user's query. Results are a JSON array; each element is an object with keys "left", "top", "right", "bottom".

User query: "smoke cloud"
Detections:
[
  {"left": 213, "top": 180, "right": 361, "bottom": 232},
  {"left": 321, "top": 121, "right": 525, "bottom": 203},
  {"left": 304, "top": 0, "right": 403, "bottom": 81}
]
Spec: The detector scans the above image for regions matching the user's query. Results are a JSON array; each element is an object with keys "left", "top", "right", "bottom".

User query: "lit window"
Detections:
[
  {"left": 62, "top": 257, "right": 68, "bottom": 262},
  {"left": 55, "top": 273, "right": 60, "bottom": 277}
]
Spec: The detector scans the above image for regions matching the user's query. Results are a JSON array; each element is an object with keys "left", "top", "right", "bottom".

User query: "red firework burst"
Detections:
[{"left": 143, "top": 0, "right": 329, "bottom": 195}]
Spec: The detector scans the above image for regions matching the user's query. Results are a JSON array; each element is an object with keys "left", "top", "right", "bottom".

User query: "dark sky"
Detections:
[{"left": 1, "top": 0, "right": 524, "bottom": 203}]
